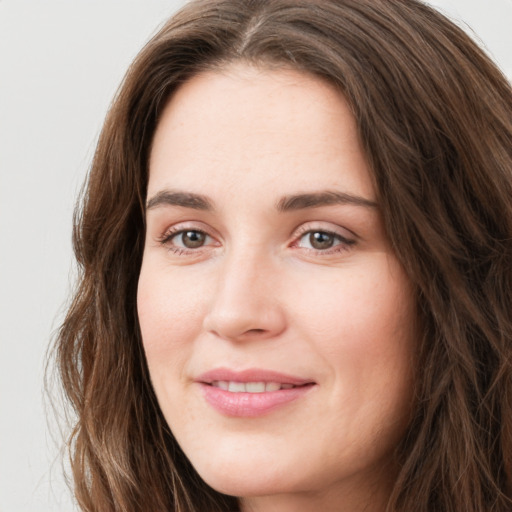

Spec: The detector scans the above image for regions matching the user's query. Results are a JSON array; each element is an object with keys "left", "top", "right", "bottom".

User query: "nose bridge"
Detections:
[{"left": 203, "top": 241, "right": 285, "bottom": 341}]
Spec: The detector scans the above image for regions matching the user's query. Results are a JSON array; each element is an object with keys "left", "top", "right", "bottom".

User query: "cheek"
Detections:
[
  {"left": 137, "top": 263, "right": 206, "bottom": 372},
  {"left": 291, "top": 257, "right": 416, "bottom": 414},
  {"left": 293, "top": 259, "right": 414, "bottom": 354}
]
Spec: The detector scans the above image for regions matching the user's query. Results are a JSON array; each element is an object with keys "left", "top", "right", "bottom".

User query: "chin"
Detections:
[
  {"left": 204, "top": 474, "right": 291, "bottom": 499},
  {"left": 193, "top": 455, "right": 301, "bottom": 498}
]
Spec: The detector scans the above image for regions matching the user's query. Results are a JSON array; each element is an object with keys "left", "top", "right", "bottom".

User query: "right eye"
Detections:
[
  {"left": 159, "top": 227, "right": 217, "bottom": 254},
  {"left": 171, "top": 230, "right": 210, "bottom": 249}
]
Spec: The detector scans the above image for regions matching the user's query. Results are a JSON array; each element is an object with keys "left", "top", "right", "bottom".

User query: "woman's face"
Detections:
[{"left": 138, "top": 64, "right": 416, "bottom": 511}]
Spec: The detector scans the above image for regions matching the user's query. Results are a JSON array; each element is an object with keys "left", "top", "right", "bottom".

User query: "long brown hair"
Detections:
[{"left": 54, "top": 0, "right": 512, "bottom": 510}]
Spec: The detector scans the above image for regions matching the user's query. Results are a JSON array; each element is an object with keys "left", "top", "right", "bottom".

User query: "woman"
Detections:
[{"left": 55, "top": 0, "right": 512, "bottom": 510}]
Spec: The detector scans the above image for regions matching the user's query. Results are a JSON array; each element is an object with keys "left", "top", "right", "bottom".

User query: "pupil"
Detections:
[
  {"left": 183, "top": 231, "right": 205, "bottom": 248},
  {"left": 310, "top": 231, "right": 333, "bottom": 250}
]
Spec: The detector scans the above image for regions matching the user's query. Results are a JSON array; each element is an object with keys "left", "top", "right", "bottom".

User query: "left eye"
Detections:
[
  {"left": 171, "top": 230, "right": 211, "bottom": 249},
  {"left": 297, "top": 230, "right": 349, "bottom": 250}
]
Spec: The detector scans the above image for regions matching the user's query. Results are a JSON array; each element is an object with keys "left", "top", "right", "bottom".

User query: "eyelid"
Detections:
[
  {"left": 157, "top": 220, "right": 218, "bottom": 238},
  {"left": 291, "top": 222, "right": 357, "bottom": 241}
]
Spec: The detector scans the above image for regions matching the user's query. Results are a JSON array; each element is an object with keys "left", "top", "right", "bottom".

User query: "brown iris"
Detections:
[
  {"left": 309, "top": 231, "right": 335, "bottom": 250},
  {"left": 181, "top": 230, "right": 206, "bottom": 248}
]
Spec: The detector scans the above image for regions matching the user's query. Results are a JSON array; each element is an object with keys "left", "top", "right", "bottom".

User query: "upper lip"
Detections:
[{"left": 196, "top": 368, "right": 315, "bottom": 386}]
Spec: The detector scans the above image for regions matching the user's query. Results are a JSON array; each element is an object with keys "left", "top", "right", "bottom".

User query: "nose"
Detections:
[{"left": 202, "top": 249, "right": 286, "bottom": 342}]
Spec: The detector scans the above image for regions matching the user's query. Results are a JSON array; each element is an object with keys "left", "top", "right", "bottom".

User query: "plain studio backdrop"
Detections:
[{"left": 0, "top": 1, "right": 510, "bottom": 511}]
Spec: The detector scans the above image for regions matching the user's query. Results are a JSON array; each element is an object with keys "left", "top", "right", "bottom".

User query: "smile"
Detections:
[{"left": 196, "top": 369, "right": 316, "bottom": 417}]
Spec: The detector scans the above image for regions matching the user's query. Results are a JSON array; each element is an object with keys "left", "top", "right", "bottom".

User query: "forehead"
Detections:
[{"left": 148, "top": 63, "right": 374, "bottom": 201}]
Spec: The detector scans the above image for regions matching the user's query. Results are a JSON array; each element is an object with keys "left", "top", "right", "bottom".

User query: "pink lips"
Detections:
[{"left": 196, "top": 368, "right": 316, "bottom": 417}]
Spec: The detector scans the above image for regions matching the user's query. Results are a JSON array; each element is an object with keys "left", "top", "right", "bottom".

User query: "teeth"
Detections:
[
  {"left": 211, "top": 381, "right": 296, "bottom": 393},
  {"left": 246, "top": 382, "right": 265, "bottom": 393},
  {"left": 228, "top": 381, "right": 246, "bottom": 392},
  {"left": 265, "top": 382, "right": 281, "bottom": 392}
]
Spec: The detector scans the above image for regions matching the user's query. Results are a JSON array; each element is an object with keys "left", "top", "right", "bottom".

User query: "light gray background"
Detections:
[{"left": 0, "top": 1, "right": 510, "bottom": 511}]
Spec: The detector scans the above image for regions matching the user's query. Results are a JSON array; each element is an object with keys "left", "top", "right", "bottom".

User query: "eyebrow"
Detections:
[
  {"left": 146, "top": 189, "right": 378, "bottom": 212},
  {"left": 276, "top": 191, "right": 378, "bottom": 211},
  {"left": 146, "top": 190, "right": 213, "bottom": 211}
]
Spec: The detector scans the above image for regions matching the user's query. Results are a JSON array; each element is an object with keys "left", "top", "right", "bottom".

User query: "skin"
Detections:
[{"left": 138, "top": 63, "right": 416, "bottom": 512}]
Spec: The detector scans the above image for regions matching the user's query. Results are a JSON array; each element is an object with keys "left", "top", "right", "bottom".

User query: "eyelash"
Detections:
[{"left": 157, "top": 225, "right": 356, "bottom": 256}]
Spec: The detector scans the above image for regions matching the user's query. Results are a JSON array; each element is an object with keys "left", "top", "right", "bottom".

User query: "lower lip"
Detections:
[{"left": 200, "top": 383, "right": 315, "bottom": 417}]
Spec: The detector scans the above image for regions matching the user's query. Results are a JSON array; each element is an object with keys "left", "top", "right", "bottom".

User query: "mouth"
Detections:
[{"left": 196, "top": 368, "right": 316, "bottom": 417}]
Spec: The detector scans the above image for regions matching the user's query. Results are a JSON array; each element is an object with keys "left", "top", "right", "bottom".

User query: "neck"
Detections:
[{"left": 239, "top": 464, "right": 394, "bottom": 512}]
